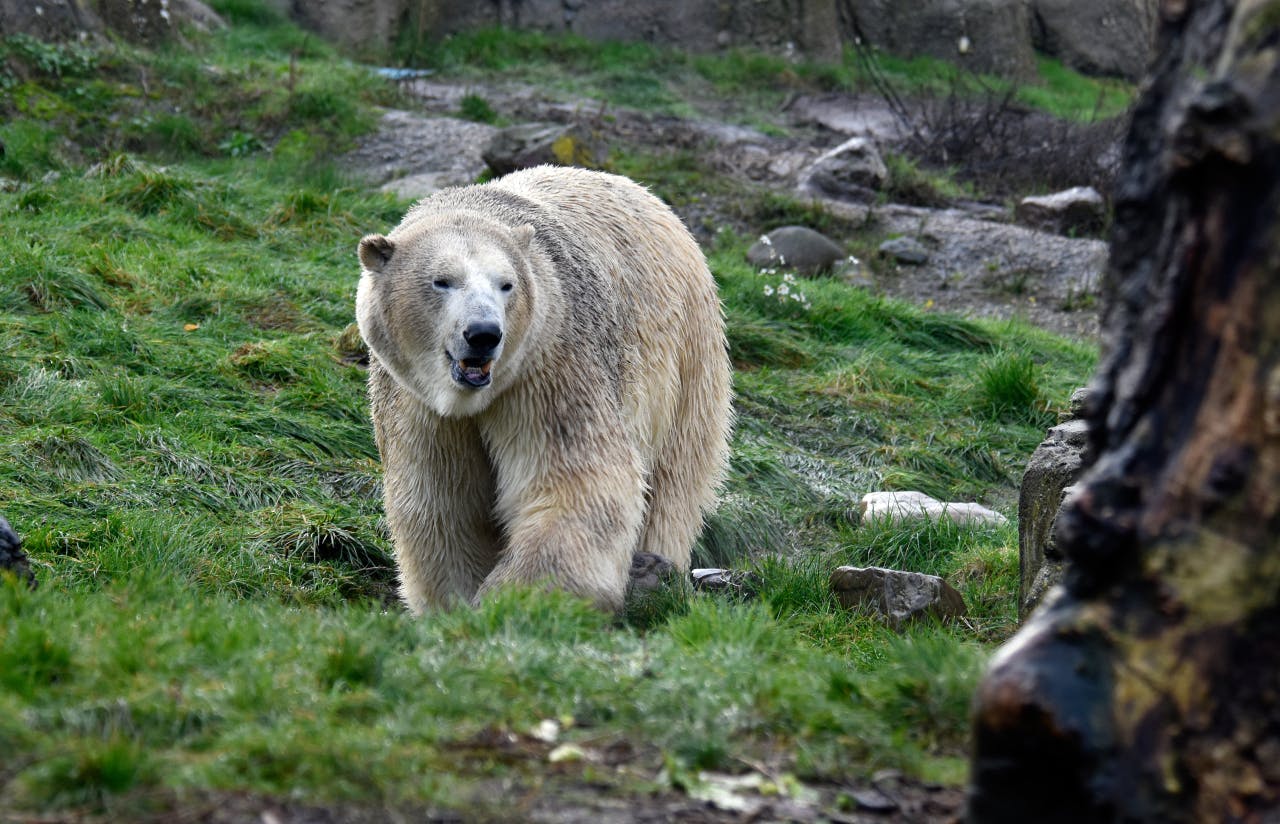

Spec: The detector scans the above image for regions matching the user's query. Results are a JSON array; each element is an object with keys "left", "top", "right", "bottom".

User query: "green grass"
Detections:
[
  {"left": 401, "top": 26, "right": 1132, "bottom": 125},
  {"left": 0, "top": 11, "right": 1099, "bottom": 819}
]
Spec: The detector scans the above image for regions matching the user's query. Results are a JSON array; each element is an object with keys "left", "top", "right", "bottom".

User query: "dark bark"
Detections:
[{"left": 968, "top": 0, "right": 1280, "bottom": 821}]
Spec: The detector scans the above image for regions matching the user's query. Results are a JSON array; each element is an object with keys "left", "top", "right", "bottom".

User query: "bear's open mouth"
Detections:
[{"left": 447, "top": 352, "right": 493, "bottom": 388}]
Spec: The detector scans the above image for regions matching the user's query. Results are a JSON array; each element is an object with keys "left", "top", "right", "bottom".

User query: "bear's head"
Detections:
[{"left": 356, "top": 215, "right": 537, "bottom": 417}]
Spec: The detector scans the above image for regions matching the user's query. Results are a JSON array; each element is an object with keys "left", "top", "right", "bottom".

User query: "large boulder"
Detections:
[
  {"left": 0, "top": 0, "right": 222, "bottom": 42},
  {"left": 284, "top": 0, "right": 403, "bottom": 59},
  {"left": 843, "top": 0, "right": 1037, "bottom": 80},
  {"left": 481, "top": 122, "right": 603, "bottom": 176},
  {"left": 746, "top": 226, "right": 845, "bottom": 276},
  {"left": 0, "top": 0, "right": 99, "bottom": 39},
  {"left": 1015, "top": 186, "right": 1107, "bottom": 236},
  {"left": 1031, "top": 0, "right": 1156, "bottom": 81},
  {"left": 796, "top": 136, "right": 889, "bottom": 203},
  {"left": 1017, "top": 396, "right": 1091, "bottom": 620}
]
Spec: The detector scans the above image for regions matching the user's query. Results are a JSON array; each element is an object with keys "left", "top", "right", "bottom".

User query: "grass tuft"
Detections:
[
  {"left": 262, "top": 504, "right": 392, "bottom": 572},
  {"left": 976, "top": 350, "right": 1052, "bottom": 424}
]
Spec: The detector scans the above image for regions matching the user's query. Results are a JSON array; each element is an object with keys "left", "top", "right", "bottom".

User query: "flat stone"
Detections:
[
  {"left": 482, "top": 122, "right": 603, "bottom": 177},
  {"left": 831, "top": 565, "right": 967, "bottom": 627},
  {"left": 878, "top": 236, "right": 930, "bottom": 265},
  {"left": 1015, "top": 186, "right": 1106, "bottom": 236},
  {"left": 860, "top": 491, "right": 1008, "bottom": 527}
]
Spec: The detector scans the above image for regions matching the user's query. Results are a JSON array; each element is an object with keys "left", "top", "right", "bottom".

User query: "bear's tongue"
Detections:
[{"left": 453, "top": 357, "right": 492, "bottom": 388}]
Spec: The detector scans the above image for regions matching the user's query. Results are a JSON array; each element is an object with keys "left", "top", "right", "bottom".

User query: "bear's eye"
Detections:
[
  {"left": 432, "top": 278, "right": 452, "bottom": 290},
  {"left": 500, "top": 282, "right": 514, "bottom": 293}
]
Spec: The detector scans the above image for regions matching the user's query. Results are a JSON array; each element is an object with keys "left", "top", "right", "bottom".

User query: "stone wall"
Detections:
[
  {"left": 1, "top": 0, "right": 1156, "bottom": 81},
  {"left": 308, "top": 0, "right": 842, "bottom": 63}
]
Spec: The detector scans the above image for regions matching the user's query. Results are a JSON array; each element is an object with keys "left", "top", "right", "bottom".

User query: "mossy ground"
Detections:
[{"left": 0, "top": 8, "right": 1099, "bottom": 818}]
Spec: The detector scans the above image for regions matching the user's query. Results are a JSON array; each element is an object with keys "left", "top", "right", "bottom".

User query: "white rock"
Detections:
[{"left": 860, "top": 491, "right": 1008, "bottom": 527}]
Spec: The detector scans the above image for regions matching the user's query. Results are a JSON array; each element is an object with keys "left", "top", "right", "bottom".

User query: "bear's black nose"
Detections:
[{"left": 463, "top": 322, "right": 503, "bottom": 353}]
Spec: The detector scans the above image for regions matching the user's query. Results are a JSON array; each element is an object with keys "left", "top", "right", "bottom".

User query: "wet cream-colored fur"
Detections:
[{"left": 356, "top": 166, "right": 732, "bottom": 613}]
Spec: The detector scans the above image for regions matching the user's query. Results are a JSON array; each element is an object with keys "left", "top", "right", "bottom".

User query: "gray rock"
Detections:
[
  {"left": 797, "top": 137, "right": 889, "bottom": 203},
  {"left": 831, "top": 565, "right": 967, "bottom": 627},
  {"left": 1015, "top": 186, "right": 1107, "bottom": 236},
  {"left": 1067, "top": 386, "right": 1093, "bottom": 420},
  {"left": 1031, "top": 0, "right": 1155, "bottom": 81},
  {"left": 1018, "top": 416, "right": 1090, "bottom": 620},
  {"left": 860, "top": 491, "right": 1008, "bottom": 527},
  {"left": 746, "top": 226, "right": 845, "bottom": 275},
  {"left": 867, "top": 203, "right": 1108, "bottom": 338},
  {"left": 310, "top": 0, "right": 842, "bottom": 62},
  {"left": 0, "top": 515, "right": 34, "bottom": 589},
  {"left": 0, "top": 0, "right": 223, "bottom": 42},
  {"left": 482, "top": 122, "right": 602, "bottom": 177},
  {"left": 878, "top": 237, "right": 931, "bottom": 266}
]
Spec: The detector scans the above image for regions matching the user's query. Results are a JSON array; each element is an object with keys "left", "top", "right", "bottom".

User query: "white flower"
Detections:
[
  {"left": 778, "top": 283, "right": 790, "bottom": 296},
  {"left": 762, "top": 285, "right": 774, "bottom": 296}
]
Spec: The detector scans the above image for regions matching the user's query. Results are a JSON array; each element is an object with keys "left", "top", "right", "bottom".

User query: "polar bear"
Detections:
[{"left": 356, "top": 166, "right": 732, "bottom": 613}]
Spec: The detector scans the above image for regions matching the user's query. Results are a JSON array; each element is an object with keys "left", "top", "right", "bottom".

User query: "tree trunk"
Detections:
[{"left": 968, "top": 1, "right": 1280, "bottom": 821}]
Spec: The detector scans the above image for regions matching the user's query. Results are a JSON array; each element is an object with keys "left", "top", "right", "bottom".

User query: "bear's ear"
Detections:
[
  {"left": 358, "top": 234, "right": 395, "bottom": 273},
  {"left": 512, "top": 224, "right": 535, "bottom": 250}
]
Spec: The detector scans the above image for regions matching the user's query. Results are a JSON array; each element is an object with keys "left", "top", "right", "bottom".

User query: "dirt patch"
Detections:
[{"left": 39, "top": 772, "right": 962, "bottom": 823}]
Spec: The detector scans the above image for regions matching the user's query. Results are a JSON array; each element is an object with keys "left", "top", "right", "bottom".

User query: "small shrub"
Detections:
[
  {"left": 218, "top": 130, "right": 264, "bottom": 158},
  {"left": 458, "top": 93, "right": 499, "bottom": 124},
  {"left": 882, "top": 152, "right": 967, "bottom": 207},
  {"left": 107, "top": 170, "right": 193, "bottom": 214}
]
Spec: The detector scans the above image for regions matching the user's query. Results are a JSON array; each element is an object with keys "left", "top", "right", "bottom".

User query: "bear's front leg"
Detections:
[
  {"left": 477, "top": 425, "right": 646, "bottom": 611},
  {"left": 371, "top": 364, "right": 502, "bottom": 613}
]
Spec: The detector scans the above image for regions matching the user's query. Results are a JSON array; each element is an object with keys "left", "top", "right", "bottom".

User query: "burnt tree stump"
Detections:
[{"left": 968, "top": 0, "right": 1280, "bottom": 821}]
